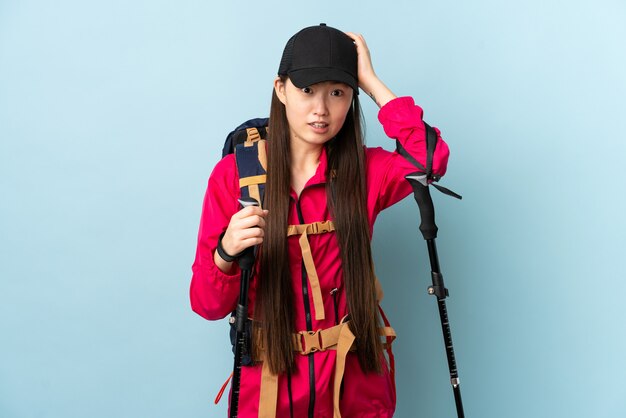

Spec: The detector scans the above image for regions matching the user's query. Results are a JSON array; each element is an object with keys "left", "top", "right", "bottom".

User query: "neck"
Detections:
[
  {"left": 289, "top": 141, "right": 323, "bottom": 196},
  {"left": 290, "top": 143, "right": 323, "bottom": 171}
]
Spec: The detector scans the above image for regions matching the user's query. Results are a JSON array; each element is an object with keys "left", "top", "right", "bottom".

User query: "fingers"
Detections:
[
  {"left": 228, "top": 226, "right": 265, "bottom": 249},
  {"left": 345, "top": 31, "right": 357, "bottom": 42},
  {"left": 232, "top": 206, "right": 267, "bottom": 229},
  {"left": 345, "top": 32, "right": 369, "bottom": 52},
  {"left": 221, "top": 206, "right": 269, "bottom": 255},
  {"left": 233, "top": 205, "right": 267, "bottom": 219},
  {"left": 344, "top": 31, "right": 375, "bottom": 87},
  {"left": 344, "top": 31, "right": 363, "bottom": 42}
]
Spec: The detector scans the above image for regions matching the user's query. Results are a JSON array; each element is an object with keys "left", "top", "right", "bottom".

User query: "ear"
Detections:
[{"left": 274, "top": 77, "right": 287, "bottom": 105}]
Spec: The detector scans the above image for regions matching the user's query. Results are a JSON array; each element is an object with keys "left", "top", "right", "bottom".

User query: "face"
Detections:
[{"left": 274, "top": 77, "right": 354, "bottom": 148}]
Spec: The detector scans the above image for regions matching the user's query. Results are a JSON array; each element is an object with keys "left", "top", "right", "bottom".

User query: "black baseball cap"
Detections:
[{"left": 278, "top": 23, "right": 358, "bottom": 92}]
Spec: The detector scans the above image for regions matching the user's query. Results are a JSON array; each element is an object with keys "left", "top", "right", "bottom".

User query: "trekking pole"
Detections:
[
  {"left": 229, "top": 197, "right": 259, "bottom": 418},
  {"left": 405, "top": 173, "right": 465, "bottom": 418}
]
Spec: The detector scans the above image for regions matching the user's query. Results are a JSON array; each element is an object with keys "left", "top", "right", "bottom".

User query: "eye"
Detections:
[
  {"left": 330, "top": 89, "right": 344, "bottom": 97},
  {"left": 301, "top": 87, "right": 313, "bottom": 94}
]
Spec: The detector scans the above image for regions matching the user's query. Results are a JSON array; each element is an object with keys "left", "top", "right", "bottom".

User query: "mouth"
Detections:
[{"left": 309, "top": 122, "right": 329, "bottom": 129}]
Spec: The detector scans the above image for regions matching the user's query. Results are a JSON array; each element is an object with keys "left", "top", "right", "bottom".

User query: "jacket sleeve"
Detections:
[
  {"left": 189, "top": 154, "right": 242, "bottom": 320},
  {"left": 366, "top": 96, "right": 450, "bottom": 215}
]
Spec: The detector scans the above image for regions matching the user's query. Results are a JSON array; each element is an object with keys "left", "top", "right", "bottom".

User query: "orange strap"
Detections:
[
  {"left": 256, "top": 319, "right": 394, "bottom": 417},
  {"left": 239, "top": 174, "right": 267, "bottom": 188},
  {"left": 293, "top": 323, "right": 348, "bottom": 355},
  {"left": 258, "top": 358, "right": 279, "bottom": 418},
  {"left": 332, "top": 323, "right": 356, "bottom": 418},
  {"left": 258, "top": 321, "right": 355, "bottom": 418},
  {"left": 244, "top": 127, "right": 261, "bottom": 146},
  {"left": 287, "top": 221, "right": 336, "bottom": 321},
  {"left": 227, "top": 317, "right": 395, "bottom": 418},
  {"left": 286, "top": 220, "right": 335, "bottom": 236},
  {"left": 248, "top": 184, "right": 262, "bottom": 209},
  {"left": 238, "top": 175, "right": 265, "bottom": 209},
  {"left": 257, "top": 139, "right": 267, "bottom": 171},
  {"left": 298, "top": 230, "right": 325, "bottom": 320}
]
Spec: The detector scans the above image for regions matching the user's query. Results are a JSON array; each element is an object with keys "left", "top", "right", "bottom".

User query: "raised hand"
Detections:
[{"left": 345, "top": 31, "right": 397, "bottom": 108}]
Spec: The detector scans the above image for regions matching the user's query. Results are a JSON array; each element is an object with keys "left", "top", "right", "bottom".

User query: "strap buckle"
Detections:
[
  {"left": 309, "top": 220, "right": 333, "bottom": 234},
  {"left": 298, "top": 330, "right": 324, "bottom": 355}
]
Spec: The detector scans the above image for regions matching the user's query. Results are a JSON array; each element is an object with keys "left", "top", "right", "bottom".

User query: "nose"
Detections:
[{"left": 312, "top": 96, "right": 329, "bottom": 116}]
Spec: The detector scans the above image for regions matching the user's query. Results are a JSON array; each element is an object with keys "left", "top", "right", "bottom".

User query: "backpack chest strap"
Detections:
[
  {"left": 257, "top": 319, "right": 396, "bottom": 418},
  {"left": 287, "top": 220, "right": 336, "bottom": 321},
  {"left": 286, "top": 220, "right": 335, "bottom": 236}
]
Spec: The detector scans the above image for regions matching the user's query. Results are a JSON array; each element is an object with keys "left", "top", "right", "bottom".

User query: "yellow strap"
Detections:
[
  {"left": 257, "top": 139, "right": 267, "bottom": 172},
  {"left": 257, "top": 322, "right": 353, "bottom": 417},
  {"left": 293, "top": 323, "right": 346, "bottom": 354},
  {"left": 333, "top": 324, "right": 356, "bottom": 418},
  {"left": 256, "top": 320, "right": 394, "bottom": 418},
  {"left": 320, "top": 324, "right": 344, "bottom": 350},
  {"left": 299, "top": 230, "right": 325, "bottom": 321},
  {"left": 285, "top": 221, "right": 335, "bottom": 322},
  {"left": 248, "top": 184, "right": 262, "bottom": 210},
  {"left": 287, "top": 220, "right": 335, "bottom": 236},
  {"left": 245, "top": 127, "right": 261, "bottom": 146},
  {"left": 259, "top": 358, "right": 279, "bottom": 418},
  {"left": 239, "top": 174, "right": 267, "bottom": 188}
]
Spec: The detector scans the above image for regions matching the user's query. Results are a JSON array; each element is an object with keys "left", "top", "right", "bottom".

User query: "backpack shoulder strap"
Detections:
[{"left": 234, "top": 131, "right": 267, "bottom": 208}]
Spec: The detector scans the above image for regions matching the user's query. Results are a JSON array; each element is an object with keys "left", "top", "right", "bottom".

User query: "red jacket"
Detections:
[{"left": 190, "top": 96, "right": 450, "bottom": 417}]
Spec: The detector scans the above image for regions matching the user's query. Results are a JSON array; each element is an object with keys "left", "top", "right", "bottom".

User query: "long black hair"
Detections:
[{"left": 255, "top": 76, "right": 382, "bottom": 375}]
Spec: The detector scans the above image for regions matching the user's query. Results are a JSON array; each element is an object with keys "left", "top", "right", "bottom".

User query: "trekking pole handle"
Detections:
[
  {"left": 406, "top": 174, "right": 438, "bottom": 240},
  {"left": 236, "top": 197, "right": 260, "bottom": 270}
]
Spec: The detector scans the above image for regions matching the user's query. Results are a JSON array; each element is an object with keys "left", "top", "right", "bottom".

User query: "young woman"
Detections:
[{"left": 190, "top": 24, "right": 450, "bottom": 418}]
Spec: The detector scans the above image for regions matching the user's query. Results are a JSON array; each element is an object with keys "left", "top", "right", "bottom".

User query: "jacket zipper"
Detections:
[
  {"left": 287, "top": 371, "right": 294, "bottom": 418},
  {"left": 330, "top": 288, "right": 339, "bottom": 325},
  {"left": 295, "top": 197, "right": 316, "bottom": 418}
]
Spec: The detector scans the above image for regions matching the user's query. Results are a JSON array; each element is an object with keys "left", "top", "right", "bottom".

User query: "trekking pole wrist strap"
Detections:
[{"left": 217, "top": 231, "right": 244, "bottom": 262}]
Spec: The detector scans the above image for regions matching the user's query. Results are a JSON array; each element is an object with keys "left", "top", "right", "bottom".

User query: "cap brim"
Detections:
[{"left": 289, "top": 68, "right": 358, "bottom": 93}]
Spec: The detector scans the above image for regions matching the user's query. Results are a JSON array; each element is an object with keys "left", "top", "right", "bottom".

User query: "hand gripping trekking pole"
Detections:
[
  {"left": 405, "top": 173, "right": 465, "bottom": 418},
  {"left": 229, "top": 197, "right": 259, "bottom": 418}
]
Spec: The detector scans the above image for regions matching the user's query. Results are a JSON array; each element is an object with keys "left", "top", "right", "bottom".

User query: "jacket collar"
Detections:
[{"left": 306, "top": 145, "right": 329, "bottom": 187}]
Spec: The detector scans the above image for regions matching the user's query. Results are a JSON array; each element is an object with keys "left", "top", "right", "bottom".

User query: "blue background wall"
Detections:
[{"left": 1, "top": 1, "right": 625, "bottom": 417}]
